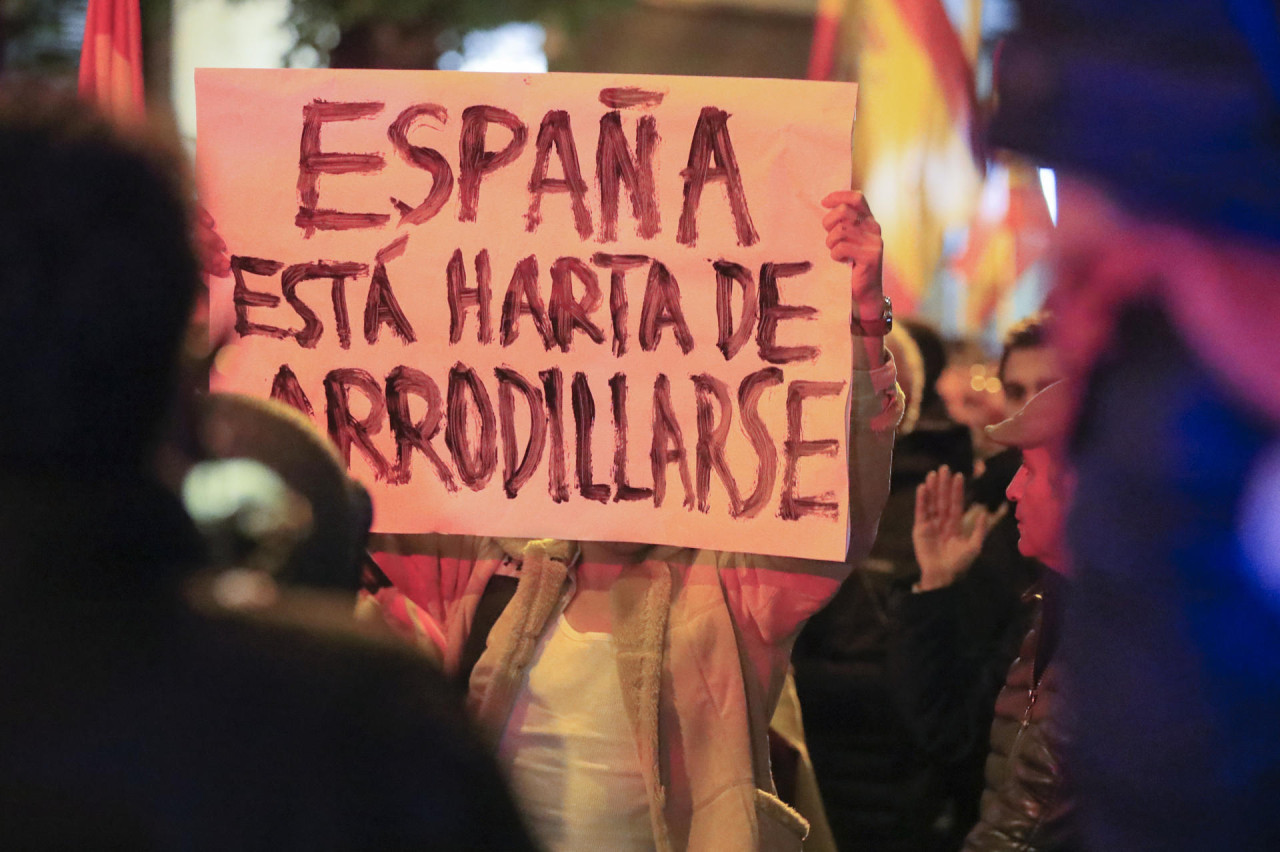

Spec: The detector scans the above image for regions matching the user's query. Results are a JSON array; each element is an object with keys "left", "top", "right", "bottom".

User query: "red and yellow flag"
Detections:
[
  {"left": 841, "top": 0, "right": 983, "bottom": 317},
  {"left": 78, "top": 0, "right": 145, "bottom": 122},
  {"left": 953, "top": 158, "right": 1053, "bottom": 328},
  {"left": 808, "top": 0, "right": 847, "bottom": 81}
]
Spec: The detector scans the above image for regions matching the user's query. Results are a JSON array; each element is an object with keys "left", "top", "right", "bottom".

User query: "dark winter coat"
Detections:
[
  {"left": 886, "top": 558, "right": 1051, "bottom": 850},
  {"left": 961, "top": 581, "right": 1071, "bottom": 851},
  {"left": 792, "top": 416, "right": 973, "bottom": 852}
]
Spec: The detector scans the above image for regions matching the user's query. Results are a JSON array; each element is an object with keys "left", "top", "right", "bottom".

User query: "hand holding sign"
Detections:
[
  {"left": 823, "top": 189, "right": 889, "bottom": 376},
  {"left": 821, "top": 190, "right": 884, "bottom": 310},
  {"left": 194, "top": 204, "right": 231, "bottom": 279}
]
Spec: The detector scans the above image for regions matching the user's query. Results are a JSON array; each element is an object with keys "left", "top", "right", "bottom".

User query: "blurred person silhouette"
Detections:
[
  {"left": 899, "top": 317, "right": 956, "bottom": 432},
  {"left": 988, "top": 1, "right": 1280, "bottom": 849},
  {"left": 896, "top": 319, "right": 979, "bottom": 485},
  {"left": 183, "top": 392, "right": 374, "bottom": 590},
  {"left": 0, "top": 88, "right": 534, "bottom": 851},
  {"left": 937, "top": 339, "right": 1007, "bottom": 470},
  {"left": 179, "top": 392, "right": 448, "bottom": 662},
  {"left": 792, "top": 318, "right": 972, "bottom": 852},
  {"left": 907, "top": 383, "right": 1076, "bottom": 851}
]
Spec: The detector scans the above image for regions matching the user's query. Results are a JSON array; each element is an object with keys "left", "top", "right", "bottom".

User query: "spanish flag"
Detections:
[
  {"left": 78, "top": 0, "right": 145, "bottom": 122},
  {"left": 839, "top": 0, "right": 983, "bottom": 317},
  {"left": 952, "top": 158, "right": 1053, "bottom": 329}
]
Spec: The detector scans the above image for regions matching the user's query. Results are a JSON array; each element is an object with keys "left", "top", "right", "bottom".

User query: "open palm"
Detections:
[{"left": 912, "top": 465, "right": 1005, "bottom": 592}]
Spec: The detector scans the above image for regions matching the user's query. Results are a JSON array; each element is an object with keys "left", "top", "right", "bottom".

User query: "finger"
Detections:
[
  {"left": 967, "top": 513, "right": 989, "bottom": 548},
  {"left": 915, "top": 483, "right": 929, "bottom": 528},
  {"left": 825, "top": 222, "right": 862, "bottom": 249},
  {"left": 934, "top": 466, "right": 951, "bottom": 519},
  {"left": 822, "top": 206, "right": 873, "bottom": 238},
  {"left": 823, "top": 190, "right": 871, "bottom": 218},
  {"left": 822, "top": 208, "right": 876, "bottom": 239},
  {"left": 921, "top": 470, "right": 938, "bottom": 522},
  {"left": 830, "top": 240, "right": 881, "bottom": 260},
  {"left": 969, "top": 507, "right": 998, "bottom": 547},
  {"left": 944, "top": 470, "right": 966, "bottom": 532},
  {"left": 822, "top": 205, "right": 852, "bottom": 231},
  {"left": 821, "top": 189, "right": 865, "bottom": 209},
  {"left": 951, "top": 470, "right": 967, "bottom": 515},
  {"left": 199, "top": 229, "right": 228, "bottom": 254},
  {"left": 931, "top": 471, "right": 949, "bottom": 524},
  {"left": 830, "top": 245, "right": 865, "bottom": 263},
  {"left": 205, "top": 255, "right": 231, "bottom": 278}
]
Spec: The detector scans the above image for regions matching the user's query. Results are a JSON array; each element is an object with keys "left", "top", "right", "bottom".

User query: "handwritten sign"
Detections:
[{"left": 196, "top": 69, "right": 857, "bottom": 559}]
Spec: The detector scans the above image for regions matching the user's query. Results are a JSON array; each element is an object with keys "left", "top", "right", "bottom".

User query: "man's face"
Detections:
[
  {"left": 1006, "top": 446, "right": 1071, "bottom": 571},
  {"left": 1001, "top": 345, "right": 1060, "bottom": 417}
]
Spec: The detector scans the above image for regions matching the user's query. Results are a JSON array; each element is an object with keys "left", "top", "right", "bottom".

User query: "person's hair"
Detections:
[
  {"left": 899, "top": 316, "right": 948, "bottom": 414},
  {"left": 0, "top": 87, "right": 199, "bottom": 475},
  {"left": 885, "top": 326, "right": 924, "bottom": 435},
  {"left": 997, "top": 311, "right": 1051, "bottom": 383}
]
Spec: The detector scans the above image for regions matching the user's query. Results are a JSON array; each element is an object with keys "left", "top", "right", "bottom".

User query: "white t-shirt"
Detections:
[{"left": 498, "top": 613, "right": 656, "bottom": 852}]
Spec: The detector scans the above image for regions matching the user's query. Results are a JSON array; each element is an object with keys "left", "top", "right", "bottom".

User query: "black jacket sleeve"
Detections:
[{"left": 887, "top": 544, "right": 1039, "bottom": 765}]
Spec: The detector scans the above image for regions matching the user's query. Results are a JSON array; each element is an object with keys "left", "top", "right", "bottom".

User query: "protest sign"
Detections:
[{"left": 196, "top": 68, "right": 857, "bottom": 559}]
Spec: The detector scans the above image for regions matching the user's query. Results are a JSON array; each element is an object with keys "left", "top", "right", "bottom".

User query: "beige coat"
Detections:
[{"left": 372, "top": 357, "right": 898, "bottom": 851}]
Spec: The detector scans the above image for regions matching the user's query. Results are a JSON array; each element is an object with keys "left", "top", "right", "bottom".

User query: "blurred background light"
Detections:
[
  {"left": 1039, "top": 167, "right": 1058, "bottom": 225},
  {"left": 437, "top": 22, "right": 547, "bottom": 73},
  {"left": 172, "top": 0, "right": 307, "bottom": 149}
]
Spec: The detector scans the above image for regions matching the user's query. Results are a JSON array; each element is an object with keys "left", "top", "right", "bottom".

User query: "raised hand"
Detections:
[{"left": 912, "top": 465, "right": 1006, "bottom": 592}]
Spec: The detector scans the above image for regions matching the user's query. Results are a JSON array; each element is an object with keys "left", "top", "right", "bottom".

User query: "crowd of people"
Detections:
[{"left": 3, "top": 0, "right": 1279, "bottom": 849}]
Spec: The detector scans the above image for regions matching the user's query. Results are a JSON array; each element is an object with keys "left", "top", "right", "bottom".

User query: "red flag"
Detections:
[
  {"left": 850, "top": 0, "right": 984, "bottom": 317},
  {"left": 952, "top": 159, "right": 1053, "bottom": 328},
  {"left": 808, "top": 0, "right": 847, "bottom": 81},
  {"left": 78, "top": 0, "right": 145, "bottom": 121}
]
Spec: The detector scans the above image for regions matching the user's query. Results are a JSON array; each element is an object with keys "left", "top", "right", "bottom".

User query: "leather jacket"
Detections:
[{"left": 963, "top": 581, "right": 1072, "bottom": 851}]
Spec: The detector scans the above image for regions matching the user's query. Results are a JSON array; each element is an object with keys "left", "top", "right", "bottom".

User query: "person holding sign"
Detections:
[{"left": 367, "top": 190, "right": 900, "bottom": 852}]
